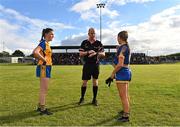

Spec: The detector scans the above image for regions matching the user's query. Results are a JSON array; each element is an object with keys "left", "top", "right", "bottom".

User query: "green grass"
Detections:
[{"left": 0, "top": 64, "right": 180, "bottom": 126}]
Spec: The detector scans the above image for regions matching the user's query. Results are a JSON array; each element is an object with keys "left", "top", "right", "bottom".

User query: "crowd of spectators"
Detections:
[
  {"left": 52, "top": 53, "right": 81, "bottom": 65},
  {"left": 146, "top": 55, "right": 180, "bottom": 64},
  {"left": 130, "top": 53, "right": 147, "bottom": 64},
  {"left": 52, "top": 52, "right": 180, "bottom": 65}
]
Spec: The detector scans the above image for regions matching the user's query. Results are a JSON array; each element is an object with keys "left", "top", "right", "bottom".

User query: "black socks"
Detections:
[
  {"left": 81, "top": 86, "right": 87, "bottom": 99},
  {"left": 81, "top": 85, "right": 98, "bottom": 100},
  {"left": 93, "top": 86, "right": 98, "bottom": 100}
]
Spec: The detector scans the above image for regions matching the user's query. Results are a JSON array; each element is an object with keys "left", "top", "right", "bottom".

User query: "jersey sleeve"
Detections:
[
  {"left": 120, "top": 45, "right": 128, "bottom": 56},
  {"left": 98, "top": 41, "right": 104, "bottom": 52},
  {"left": 79, "top": 41, "right": 85, "bottom": 52},
  {"left": 38, "top": 40, "right": 46, "bottom": 51}
]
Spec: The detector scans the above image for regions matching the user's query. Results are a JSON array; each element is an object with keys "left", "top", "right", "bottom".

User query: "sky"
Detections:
[{"left": 0, "top": 0, "right": 180, "bottom": 56}]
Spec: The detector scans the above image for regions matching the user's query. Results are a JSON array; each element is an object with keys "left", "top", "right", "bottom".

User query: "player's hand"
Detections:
[
  {"left": 42, "top": 57, "right": 47, "bottom": 65},
  {"left": 105, "top": 77, "right": 113, "bottom": 87},
  {"left": 88, "top": 50, "right": 95, "bottom": 54},
  {"left": 110, "top": 73, "right": 115, "bottom": 79},
  {"left": 42, "top": 61, "right": 46, "bottom": 65},
  {"left": 88, "top": 50, "right": 97, "bottom": 57},
  {"left": 88, "top": 52, "right": 97, "bottom": 57}
]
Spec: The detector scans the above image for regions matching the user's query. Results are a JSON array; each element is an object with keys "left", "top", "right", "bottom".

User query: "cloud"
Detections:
[
  {"left": 0, "top": 19, "right": 34, "bottom": 54},
  {"left": 61, "top": 33, "right": 87, "bottom": 46},
  {"left": 0, "top": 4, "right": 75, "bottom": 55},
  {"left": 71, "top": 0, "right": 119, "bottom": 21},
  {"left": 62, "top": 4, "right": 180, "bottom": 56},
  {"left": 106, "top": 0, "right": 155, "bottom": 6},
  {"left": 126, "top": 5, "right": 180, "bottom": 55},
  {"left": 71, "top": 0, "right": 100, "bottom": 12},
  {"left": 1, "top": 2, "right": 180, "bottom": 56},
  {"left": 71, "top": 0, "right": 155, "bottom": 21}
]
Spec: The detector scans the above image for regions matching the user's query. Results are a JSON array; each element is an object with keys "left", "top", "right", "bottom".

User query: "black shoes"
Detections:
[
  {"left": 117, "top": 111, "right": 130, "bottom": 122},
  {"left": 117, "top": 116, "right": 129, "bottom": 122},
  {"left": 78, "top": 98, "right": 98, "bottom": 106},
  {"left": 92, "top": 99, "right": 98, "bottom": 106},
  {"left": 36, "top": 107, "right": 53, "bottom": 115},
  {"left": 78, "top": 98, "right": 84, "bottom": 105},
  {"left": 40, "top": 108, "right": 53, "bottom": 115}
]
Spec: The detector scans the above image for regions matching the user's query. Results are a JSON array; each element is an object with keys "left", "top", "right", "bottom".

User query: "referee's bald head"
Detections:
[
  {"left": 88, "top": 27, "right": 95, "bottom": 34},
  {"left": 88, "top": 27, "right": 96, "bottom": 38}
]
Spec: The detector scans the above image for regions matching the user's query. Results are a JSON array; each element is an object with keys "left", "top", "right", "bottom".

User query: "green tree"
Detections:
[
  {"left": 12, "top": 50, "right": 25, "bottom": 57},
  {"left": 0, "top": 51, "right": 10, "bottom": 57}
]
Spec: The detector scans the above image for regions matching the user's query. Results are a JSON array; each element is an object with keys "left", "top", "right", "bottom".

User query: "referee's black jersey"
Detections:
[{"left": 79, "top": 39, "right": 104, "bottom": 64}]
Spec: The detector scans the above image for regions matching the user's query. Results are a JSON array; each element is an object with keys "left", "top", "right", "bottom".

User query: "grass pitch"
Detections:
[{"left": 0, "top": 64, "right": 180, "bottom": 126}]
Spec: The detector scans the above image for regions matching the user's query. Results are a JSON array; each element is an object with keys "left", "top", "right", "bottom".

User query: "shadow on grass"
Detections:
[
  {"left": 88, "top": 114, "right": 130, "bottom": 126},
  {"left": 88, "top": 114, "right": 119, "bottom": 126},
  {"left": 49, "top": 102, "right": 92, "bottom": 113},
  {"left": 0, "top": 102, "right": 92, "bottom": 125},
  {"left": 0, "top": 110, "right": 39, "bottom": 125}
]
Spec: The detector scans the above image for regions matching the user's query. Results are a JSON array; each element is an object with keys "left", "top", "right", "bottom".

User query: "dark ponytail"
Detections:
[
  {"left": 40, "top": 29, "right": 46, "bottom": 41},
  {"left": 118, "top": 30, "right": 130, "bottom": 53},
  {"left": 118, "top": 30, "right": 128, "bottom": 43},
  {"left": 40, "top": 28, "right": 53, "bottom": 42}
]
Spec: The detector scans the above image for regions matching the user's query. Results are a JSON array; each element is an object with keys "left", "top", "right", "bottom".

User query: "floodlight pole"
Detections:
[{"left": 96, "top": 3, "right": 105, "bottom": 43}]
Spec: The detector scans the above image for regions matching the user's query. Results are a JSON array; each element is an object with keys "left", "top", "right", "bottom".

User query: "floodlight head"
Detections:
[{"left": 96, "top": 3, "right": 105, "bottom": 8}]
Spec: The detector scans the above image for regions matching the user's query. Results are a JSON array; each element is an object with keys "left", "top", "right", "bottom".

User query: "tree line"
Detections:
[{"left": 0, "top": 50, "right": 30, "bottom": 57}]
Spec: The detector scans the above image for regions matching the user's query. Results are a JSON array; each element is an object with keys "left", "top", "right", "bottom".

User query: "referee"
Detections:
[{"left": 78, "top": 28, "right": 105, "bottom": 106}]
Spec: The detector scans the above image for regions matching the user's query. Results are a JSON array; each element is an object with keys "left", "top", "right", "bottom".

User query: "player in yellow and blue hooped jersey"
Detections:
[
  {"left": 107, "top": 31, "right": 132, "bottom": 122},
  {"left": 33, "top": 28, "right": 54, "bottom": 115},
  {"left": 36, "top": 39, "right": 52, "bottom": 78}
]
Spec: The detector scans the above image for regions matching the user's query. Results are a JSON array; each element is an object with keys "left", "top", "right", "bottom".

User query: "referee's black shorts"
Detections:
[{"left": 82, "top": 63, "right": 99, "bottom": 80}]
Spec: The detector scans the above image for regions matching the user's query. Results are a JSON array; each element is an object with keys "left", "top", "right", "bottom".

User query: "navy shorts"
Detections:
[
  {"left": 36, "top": 65, "right": 52, "bottom": 78},
  {"left": 116, "top": 67, "right": 132, "bottom": 82}
]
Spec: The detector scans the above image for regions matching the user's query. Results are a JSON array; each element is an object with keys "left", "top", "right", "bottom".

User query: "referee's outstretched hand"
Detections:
[{"left": 105, "top": 77, "right": 113, "bottom": 87}]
